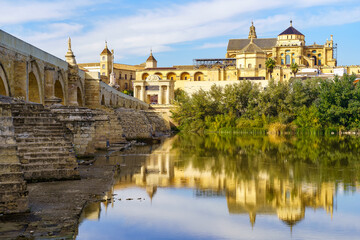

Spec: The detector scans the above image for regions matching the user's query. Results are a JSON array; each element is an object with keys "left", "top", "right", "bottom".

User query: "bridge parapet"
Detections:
[{"left": 85, "top": 72, "right": 149, "bottom": 110}]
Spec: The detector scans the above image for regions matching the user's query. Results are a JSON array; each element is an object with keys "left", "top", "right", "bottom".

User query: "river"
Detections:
[{"left": 76, "top": 134, "right": 360, "bottom": 240}]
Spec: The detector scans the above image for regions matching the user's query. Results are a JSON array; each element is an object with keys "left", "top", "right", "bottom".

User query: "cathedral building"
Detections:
[{"left": 135, "top": 21, "right": 359, "bottom": 99}]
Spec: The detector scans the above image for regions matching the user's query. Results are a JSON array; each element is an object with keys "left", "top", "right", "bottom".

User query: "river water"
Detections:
[{"left": 77, "top": 134, "right": 360, "bottom": 240}]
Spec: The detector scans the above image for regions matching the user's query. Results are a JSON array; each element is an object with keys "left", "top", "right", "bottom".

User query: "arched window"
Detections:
[
  {"left": 248, "top": 64, "right": 252, "bottom": 68},
  {"left": 285, "top": 55, "right": 290, "bottom": 65},
  {"left": 102, "top": 64, "right": 105, "bottom": 69}
]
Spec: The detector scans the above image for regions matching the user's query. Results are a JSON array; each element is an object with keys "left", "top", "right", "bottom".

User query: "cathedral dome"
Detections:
[{"left": 278, "top": 21, "right": 304, "bottom": 36}]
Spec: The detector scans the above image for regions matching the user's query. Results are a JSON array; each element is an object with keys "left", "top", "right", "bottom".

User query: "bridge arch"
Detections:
[
  {"left": 101, "top": 94, "right": 105, "bottom": 105},
  {"left": 0, "top": 64, "right": 10, "bottom": 96},
  {"left": 28, "top": 61, "right": 43, "bottom": 104},
  {"left": 76, "top": 81, "right": 84, "bottom": 107},
  {"left": 54, "top": 71, "right": 66, "bottom": 105}
]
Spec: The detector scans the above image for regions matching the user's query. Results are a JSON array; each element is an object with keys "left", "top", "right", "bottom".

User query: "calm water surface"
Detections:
[{"left": 77, "top": 135, "right": 360, "bottom": 240}]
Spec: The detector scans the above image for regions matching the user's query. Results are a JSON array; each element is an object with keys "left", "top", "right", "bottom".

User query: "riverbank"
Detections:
[
  {"left": 0, "top": 158, "right": 117, "bottom": 239},
  {"left": 0, "top": 140, "right": 158, "bottom": 240}
]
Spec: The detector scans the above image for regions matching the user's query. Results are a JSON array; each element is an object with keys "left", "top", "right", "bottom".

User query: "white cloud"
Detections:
[
  {"left": 198, "top": 42, "right": 228, "bottom": 49},
  {"left": 5, "top": 0, "right": 360, "bottom": 64},
  {"left": 0, "top": 0, "right": 101, "bottom": 25}
]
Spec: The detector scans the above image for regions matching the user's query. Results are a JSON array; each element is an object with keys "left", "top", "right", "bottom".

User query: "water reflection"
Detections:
[{"left": 78, "top": 134, "right": 360, "bottom": 239}]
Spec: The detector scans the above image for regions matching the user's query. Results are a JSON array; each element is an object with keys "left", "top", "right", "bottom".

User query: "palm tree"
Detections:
[
  {"left": 290, "top": 62, "right": 299, "bottom": 77},
  {"left": 265, "top": 58, "right": 276, "bottom": 79}
]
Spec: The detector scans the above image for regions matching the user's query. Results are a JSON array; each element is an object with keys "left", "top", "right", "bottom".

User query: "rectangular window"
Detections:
[
  {"left": 125, "top": 74, "right": 127, "bottom": 80},
  {"left": 102, "top": 64, "right": 105, "bottom": 69},
  {"left": 284, "top": 75, "right": 286, "bottom": 79},
  {"left": 119, "top": 74, "right": 122, "bottom": 79},
  {"left": 281, "top": 59, "right": 284, "bottom": 65},
  {"left": 292, "top": 58, "right": 295, "bottom": 64},
  {"left": 259, "top": 64, "right": 262, "bottom": 68},
  {"left": 125, "top": 83, "right": 128, "bottom": 89},
  {"left": 318, "top": 60, "right": 322, "bottom": 65},
  {"left": 130, "top": 75, "right": 133, "bottom": 80}
]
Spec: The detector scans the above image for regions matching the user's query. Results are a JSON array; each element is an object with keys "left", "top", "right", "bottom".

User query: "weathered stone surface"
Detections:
[
  {"left": 1, "top": 96, "right": 80, "bottom": 183},
  {"left": 115, "top": 108, "right": 171, "bottom": 139},
  {"left": 0, "top": 101, "right": 28, "bottom": 215},
  {"left": 0, "top": 95, "right": 170, "bottom": 215}
]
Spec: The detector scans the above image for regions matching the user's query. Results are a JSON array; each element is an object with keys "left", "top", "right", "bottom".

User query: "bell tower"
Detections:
[
  {"left": 248, "top": 21, "right": 257, "bottom": 39},
  {"left": 145, "top": 50, "right": 157, "bottom": 69},
  {"left": 100, "top": 41, "right": 113, "bottom": 77}
]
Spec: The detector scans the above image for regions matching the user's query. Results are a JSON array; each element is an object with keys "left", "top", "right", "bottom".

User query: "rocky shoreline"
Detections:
[{"left": 0, "top": 155, "right": 119, "bottom": 240}]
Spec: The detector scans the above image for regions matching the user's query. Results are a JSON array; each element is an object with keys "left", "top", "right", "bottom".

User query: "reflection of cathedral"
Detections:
[{"left": 85, "top": 137, "right": 335, "bottom": 229}]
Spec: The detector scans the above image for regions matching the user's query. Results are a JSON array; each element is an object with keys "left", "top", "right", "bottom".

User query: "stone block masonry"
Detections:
[
  {"left": 0, "top": 95, "right": 171, "bottom": 214},
  {"left": 0, "top": 98, "right": 28, "bottom": 214},
  {"left": 115, "top": 108, "right": 171, "bottom": 139},
  {"left": 49, "top": 105, "right": 128, "bottom": 157},
  {"left": 9, "top": 100, "right": 80, "bottom": 182}
]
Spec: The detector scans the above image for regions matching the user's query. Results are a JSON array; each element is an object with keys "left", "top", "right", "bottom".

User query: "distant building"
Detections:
[
  {"left": 78, "top": 42, "right": 145, "bottom": 92},
  {"left": 135, "top": 21, "right": 360, "bottom": 98}
]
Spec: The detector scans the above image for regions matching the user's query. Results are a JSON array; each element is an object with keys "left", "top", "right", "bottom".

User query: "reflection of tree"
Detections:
[{"left": 172, "top": 134, "right": 360, "bottom": 188}]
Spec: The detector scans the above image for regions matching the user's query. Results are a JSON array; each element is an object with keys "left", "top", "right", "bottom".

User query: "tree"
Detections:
[
  {"left": 265, "top": 58, "right": 276, "bottom": 79},
  {"left": 290, "top": 62, "right": 299, "bottom": 77}
]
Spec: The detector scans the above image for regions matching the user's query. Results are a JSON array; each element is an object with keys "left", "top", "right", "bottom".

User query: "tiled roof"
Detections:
[
  {"left": 113, "top": 63, "right": 144, "bottom": 71},
  {"left": 227, "top": 38, "right": 277, "bottom": 51},
  {"left": 147, "top": 54, "right": 157, "bottom": 62},
  {"left": 101, "top": 47, "right": 112, "bottom": 55},
  {"left": 240, "top": 41, "right": 265, "bottom": 54},
  {"left": 279, "top": 26, "right": 304, "bottom": 36},
  {"left": 78, "top": 63, "right": 99, "bottom": 67}
]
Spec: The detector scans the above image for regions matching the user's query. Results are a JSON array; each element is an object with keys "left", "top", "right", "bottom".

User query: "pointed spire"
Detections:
[
  {"left": 290, "top": 20, "right": 293, "bottom": 27},
  {"left": 65, "top": 36, "right": 76, "bottom": 65},
  {"left": 105, "top": 40, "right": 108, "bottom": 49},
  {"left": 68, "top": 37, "right": 72, "bottom": 51}
]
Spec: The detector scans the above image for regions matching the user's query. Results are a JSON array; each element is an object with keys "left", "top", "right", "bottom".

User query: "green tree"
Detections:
[
  {"left": 316, "top": 74, "right": 360, "bottom": 128},
  {"left": 290, "top": 62, "right": 299, "bottom": 77},
  {"left": 265, "top": 58, "right": 276, "bottom": 79}
]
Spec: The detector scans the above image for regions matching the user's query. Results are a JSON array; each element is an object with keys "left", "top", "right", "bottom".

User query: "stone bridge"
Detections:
[
  {"left": 0, "top": 30, "right": 148, "bottom": 110},
  {"left": 0, "top": 30, "right": 86, "bottom": 106}
]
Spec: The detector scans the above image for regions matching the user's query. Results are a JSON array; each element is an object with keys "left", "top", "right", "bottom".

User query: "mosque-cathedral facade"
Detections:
[{"left": 76, "top": 22, "right": 359, "bottom": 104}]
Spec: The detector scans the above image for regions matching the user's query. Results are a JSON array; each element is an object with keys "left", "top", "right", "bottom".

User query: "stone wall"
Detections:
[
  {"left": 49, "top": 106, "right": 127, "bottom": 157},
  {"left": 84, "top": 72, "right": 149, "bottom": 110},
  {"left": 115, "top": 108, "right": 171, "bottom": 139},
  {"left": 0, "top": 99, "right": 28, "bottom": 214},
  {"left": 174, "top": 80, "right": 268, "bottom": 95}
]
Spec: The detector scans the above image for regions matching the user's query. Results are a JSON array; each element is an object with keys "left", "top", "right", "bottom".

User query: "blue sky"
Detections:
[{"left": 1, "top": 0, "right": 360, "bottom": 67}]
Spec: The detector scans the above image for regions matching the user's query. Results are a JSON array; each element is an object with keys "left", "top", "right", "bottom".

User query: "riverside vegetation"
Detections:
[{"left": 171, "top": 74, "right": 360, "bottom": 134}]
